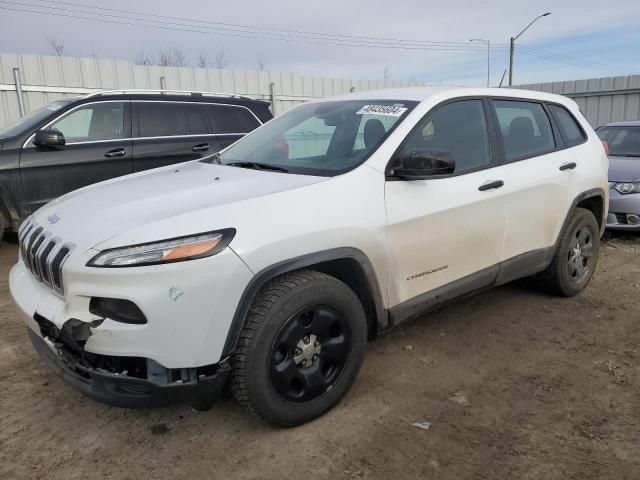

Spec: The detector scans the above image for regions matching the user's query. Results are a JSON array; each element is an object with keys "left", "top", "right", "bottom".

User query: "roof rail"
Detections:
[{"left": 82, "top": 89, "right": 258, "bottom": 101}]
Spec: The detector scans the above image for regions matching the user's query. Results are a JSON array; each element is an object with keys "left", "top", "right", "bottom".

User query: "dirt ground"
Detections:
[{"left": 1, "top": 235, "right": 639, "bottom": 480}]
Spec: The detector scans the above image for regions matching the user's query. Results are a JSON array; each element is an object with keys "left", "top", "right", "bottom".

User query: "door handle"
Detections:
[
  {"left": 104, "top": 148, "right": 126, "bottom": 158},
  {"left": 559, "top": 162, "right": 577, "bottom": 171},
  {"left": 478, "top": 180, "right": 504, "bottom": 191},
  {"left": 192, "top": 143, "right": 210, "bottom": 152}
]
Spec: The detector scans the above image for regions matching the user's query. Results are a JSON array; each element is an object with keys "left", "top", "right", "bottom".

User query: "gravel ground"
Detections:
[{"left": 1, "top": 235, "right": 638, "bottom": 480}]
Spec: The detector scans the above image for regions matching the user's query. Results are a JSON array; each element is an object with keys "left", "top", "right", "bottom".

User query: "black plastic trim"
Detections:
[
  {"left": 389, "top": 265, "right": 499, "bottom": 326},
  {"left": 559, "top": 188, "right": 607, "bottom": 238},
  {"left": 222, "top": 247, "right": 387, "bottom": 357},
  {"left": 28, "top": 328, "right": 229, "bottom": 409}
]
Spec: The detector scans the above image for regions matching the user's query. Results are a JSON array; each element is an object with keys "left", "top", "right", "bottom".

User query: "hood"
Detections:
[
  {"left": 32, "top": 161, "right": 326, "bottom": 252},
  {"left": 608, "top": 156, "right": 640, "bottom": 182}
]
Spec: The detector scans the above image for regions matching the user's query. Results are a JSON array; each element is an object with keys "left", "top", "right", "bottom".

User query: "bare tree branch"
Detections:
[
  {"left": 197, "top": 53, "right": 209, "bottom": 68},
  {"left": 134, "top": 50, "right": 155, "bottom": 66},
  {"left": 158, "top": 47, "right": 187, "bottom": 67},
  {"left": 215, "top": 48, "right": 228, "bottom": 69},
  {"left": 47, "top": 35, "right": 65, "bottom": 56},
  {"left": 257, "top": 57, "right": 267, "bottom": 71},
  {"left": 383, "top": 66, "right": 391, "bottom": 81}
]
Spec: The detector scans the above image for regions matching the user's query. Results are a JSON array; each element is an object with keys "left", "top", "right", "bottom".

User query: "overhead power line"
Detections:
[
  {"left": 515, "top": 44, "right": 628, "bottom": 72},
  {"left": 0, "top": 0, "right": 632, "bottom": 76},
  {"left": 17, "top": 0, "right": 509, "bottom": 49}
]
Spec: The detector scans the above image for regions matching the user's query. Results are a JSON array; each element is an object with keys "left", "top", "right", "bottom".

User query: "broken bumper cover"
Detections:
[{"left": 28, "top": 329, "right": 230, "bottom": 409}]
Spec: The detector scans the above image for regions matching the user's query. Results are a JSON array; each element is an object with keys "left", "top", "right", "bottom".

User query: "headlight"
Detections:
[
  {"left": 88, "top": 229, "right": 236, "bottom": 267},
  {"left": 613, "top": 182, "right": 640, "bottom": 194}
]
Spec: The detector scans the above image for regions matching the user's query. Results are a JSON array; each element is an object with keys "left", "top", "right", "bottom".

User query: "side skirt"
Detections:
[{"left": 388, "top": 246, "right": 555, "bottom": 328}]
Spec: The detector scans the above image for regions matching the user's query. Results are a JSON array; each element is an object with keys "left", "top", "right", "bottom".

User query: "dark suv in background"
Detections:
[{"left": 0, "top": 90, "right": 272, "bottom": 238}]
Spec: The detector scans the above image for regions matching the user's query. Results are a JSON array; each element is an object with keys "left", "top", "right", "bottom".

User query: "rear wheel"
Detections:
[
  {"left": 231, "top": 270, "right": 367, "bottom": 426},
  {"left": 538, "top": 207, "right": 600, "bottom": 296}
]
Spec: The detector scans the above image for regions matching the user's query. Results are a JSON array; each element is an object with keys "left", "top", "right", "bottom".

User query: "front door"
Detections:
[
  {"left": 384, "top": 99, "right": 509, "bottom": 308},
  {"left": 19, "top": 101, "right": 132, "bottom": 212}
]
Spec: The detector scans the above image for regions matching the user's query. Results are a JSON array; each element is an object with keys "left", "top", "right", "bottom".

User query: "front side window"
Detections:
[
  {"left": 596, "top": 126, "right": 640, "bottom": 157},
  {"left": 395, "top": 99, "right": 491, "bottom": 174},
  {"left": 214, "top": 100, "right": 417, "bottom": 176},
  {"left": 49, "top": 102, "right": 125, "bottom": 142},
  {"left": 549, "top": 104, "right": 586, "bottom": 146},
  {"left": 493, "top": 100, "right": 555, "bottom": 161}
]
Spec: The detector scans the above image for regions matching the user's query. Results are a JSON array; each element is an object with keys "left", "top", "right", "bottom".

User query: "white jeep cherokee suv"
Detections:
[{"left": 10, "top": 88, "right": 608, "bottom": 426}]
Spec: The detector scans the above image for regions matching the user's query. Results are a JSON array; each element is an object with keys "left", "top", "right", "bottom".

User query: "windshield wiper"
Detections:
[{"left": 226, "top": 161, "right": 289, "bottom": 173}]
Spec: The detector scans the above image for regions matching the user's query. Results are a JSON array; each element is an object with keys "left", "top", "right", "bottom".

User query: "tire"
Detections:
[
  {"left": 538, "top": 207, "right": 601, "bottom": 297},
  {"left": 231, "top": 269, "right": 368, "bottom": 426}
]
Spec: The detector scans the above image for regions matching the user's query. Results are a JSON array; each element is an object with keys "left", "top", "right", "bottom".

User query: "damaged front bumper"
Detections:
[{"left": 27, "top": 315, "right": 230, "bottom": 410}]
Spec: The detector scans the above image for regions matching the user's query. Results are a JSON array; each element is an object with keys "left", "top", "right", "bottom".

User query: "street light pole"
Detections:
[
  {"left": 508, "top": 12, "right": 551, "bottom": 86},
  {"left": 470, "top": 38, "right": 490, "bottom": 87}
]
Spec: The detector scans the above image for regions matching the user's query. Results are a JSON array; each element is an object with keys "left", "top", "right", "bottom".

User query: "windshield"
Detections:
[
  {"left": 597, "top": 126, "right": 640, "bottom": 157},
  {"left": 0, "top": 100, "right": 70, "bottom": 138},
  {"left": 212, "top": 100, "right": 418, "bottom": 176}
]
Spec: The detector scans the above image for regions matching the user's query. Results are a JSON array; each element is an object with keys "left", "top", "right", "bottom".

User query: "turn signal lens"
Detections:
[{"left": 162, "top": 237, "right": 222, "bottom": 261}]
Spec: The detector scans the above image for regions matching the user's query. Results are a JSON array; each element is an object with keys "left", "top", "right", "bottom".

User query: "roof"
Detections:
[
  {"left": 601, "top": 120, "right": 640, "bottom": 127},
  {"left": 318, "top": 86, "right": 577, "bottom": 106}
]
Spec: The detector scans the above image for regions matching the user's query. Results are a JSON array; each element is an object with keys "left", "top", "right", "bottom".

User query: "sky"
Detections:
[{"left": 0, "top": 0, "right": 639, "bottom": 86}]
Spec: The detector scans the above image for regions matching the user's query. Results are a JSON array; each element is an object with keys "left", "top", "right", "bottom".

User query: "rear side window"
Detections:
[
  {"left": 493, "top": 100, "right": 555, "bottom": 161},
  {"left": 204, "top": 105, "right": 260, "bottom": 134},
  {"left": 185, "top": 104, "right": 209, "bottom": 135},
  {"left": 548, "top": 104, "right": 586, "bottom": 146},
  {"left": 398, "top": 99, "right": 491, "bottom": 174},
  {"left": 137, "top": 102, "right": 188, "bottom": 137}
]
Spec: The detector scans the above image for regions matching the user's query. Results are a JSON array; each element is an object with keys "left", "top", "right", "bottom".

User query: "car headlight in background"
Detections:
[
  {"left": 613, "top": 182, "right": 640, "bottom": 194},
  {"left": 88, "top": 229, "right": 236, "bottom": 267}
]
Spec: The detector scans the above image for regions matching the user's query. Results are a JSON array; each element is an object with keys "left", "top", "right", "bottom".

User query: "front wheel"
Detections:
[
  {"left": 538, "top": 207, "right": 601, "bottom": 297},
  {"left": 231, "top": 270, "right": 368, "bottom": 426}
]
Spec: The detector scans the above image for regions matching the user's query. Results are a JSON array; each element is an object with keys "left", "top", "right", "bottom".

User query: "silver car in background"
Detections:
[{"left": 597, "top": 121, "right": 640, "bottom": 231}]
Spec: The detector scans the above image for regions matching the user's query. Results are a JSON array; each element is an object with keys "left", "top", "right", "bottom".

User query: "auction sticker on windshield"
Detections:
[{"left": 356, "top": 105, "right": 408, "bottom": 117}]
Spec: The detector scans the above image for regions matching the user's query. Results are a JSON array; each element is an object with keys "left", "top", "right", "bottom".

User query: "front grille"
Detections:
[{"left": 18, "top": 218, "right": 74, "bottom": 295}]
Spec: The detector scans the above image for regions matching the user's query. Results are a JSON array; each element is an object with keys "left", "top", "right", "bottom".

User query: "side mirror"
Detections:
[
  {"left": 389, "top": 148, "right": 455, "bottom": 180},
  {"left": 33, "top": 129, "right": 65, "bottom": 150}
]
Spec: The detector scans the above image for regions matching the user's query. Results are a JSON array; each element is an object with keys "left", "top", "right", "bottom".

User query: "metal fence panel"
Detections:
[
  {"left": 519, "top": 74, "right": 640, "bottom": 127},
  {"left": 0, "top": 53, "right": 431, "bottom": 127}
]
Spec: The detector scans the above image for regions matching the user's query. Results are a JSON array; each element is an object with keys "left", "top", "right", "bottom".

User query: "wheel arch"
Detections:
[
  {"left": 0, "top": 184, "right": 20, "bottom": 232},
  {"left": 563, "top": 188, "right": 606, "bottom": 240},
  {"left": 222, "top": 247, "right": 387, "bottom": 357}
]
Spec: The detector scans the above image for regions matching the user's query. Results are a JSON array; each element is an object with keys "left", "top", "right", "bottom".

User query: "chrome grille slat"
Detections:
[{"left": 18, "top": 220, "right": 74, "bottom": 295}]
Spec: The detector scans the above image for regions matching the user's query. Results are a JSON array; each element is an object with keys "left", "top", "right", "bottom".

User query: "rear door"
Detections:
[
  {"left": 131, "top": 101, "right": 214, "bottom": 172},
  {"left": 19, "top": 101, "right": 132, "bottom": 212},
  {"left": 490, "top": 99, "right": 575, "bottom": 266},
  {"left": 202, "top": 104, "right": 262, "bottom": 150}
]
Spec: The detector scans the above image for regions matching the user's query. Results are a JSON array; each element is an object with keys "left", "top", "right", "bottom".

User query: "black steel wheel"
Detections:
[
  {"left": 231, "top": 270, "right": 367, "bottom": 426},
  {"left": 567, "top": 224, "right": 595, "bottom": 283},
  {"left": 538, "top": 207, "right": 601, "bottom": 297},
  {"left": 269, "top": 304, "right": 350, "bottom": 403}
]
